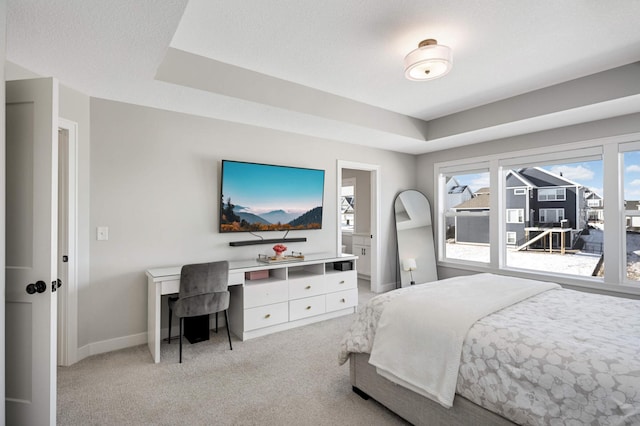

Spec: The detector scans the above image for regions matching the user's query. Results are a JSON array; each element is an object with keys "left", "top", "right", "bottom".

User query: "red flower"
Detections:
[{"left": 273, "top": 244, "right": 287, "bottom": 254}]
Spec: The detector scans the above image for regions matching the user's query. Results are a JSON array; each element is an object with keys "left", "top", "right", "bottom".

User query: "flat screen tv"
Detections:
[{"left": 220, "top": 160, "right": 325, "bottom": 233}]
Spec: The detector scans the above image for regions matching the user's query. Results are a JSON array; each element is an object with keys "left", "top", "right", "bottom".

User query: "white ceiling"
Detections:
[{"left": 7, "top": 0, "right": 640, "bottom": 154}]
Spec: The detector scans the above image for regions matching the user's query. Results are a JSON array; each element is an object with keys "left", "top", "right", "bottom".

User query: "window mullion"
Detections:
[{"left": 603, "top": 143, "right": 622, "bottom": 285}]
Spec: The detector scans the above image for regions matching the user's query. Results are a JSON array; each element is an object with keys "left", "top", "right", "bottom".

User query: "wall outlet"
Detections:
[{"left": 97, "top": 226, "right": 109, "bottom": 241}]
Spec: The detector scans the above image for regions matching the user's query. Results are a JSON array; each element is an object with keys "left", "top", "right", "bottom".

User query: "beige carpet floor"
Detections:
[{"left": 57, "top": 282, "right": 408, "bottom": 425}]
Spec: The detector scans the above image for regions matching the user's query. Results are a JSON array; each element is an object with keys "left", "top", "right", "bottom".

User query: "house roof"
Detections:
[
  {"left": 511, "top": 167, "right": 582, "bottom": 188},
  {"left": 448, "top": 185, "right": 470, "bottom": 194},
  {"left": 453, "top": 193, "right": 490, "bottom": 210}
]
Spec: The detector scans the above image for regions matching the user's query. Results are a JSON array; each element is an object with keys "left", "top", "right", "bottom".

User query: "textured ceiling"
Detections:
[{"left": 7, "top": 0, "right": 640, "bottom": 154}]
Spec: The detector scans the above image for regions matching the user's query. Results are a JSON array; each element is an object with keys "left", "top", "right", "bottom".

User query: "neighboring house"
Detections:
[
  {"left": 452, "top": 167, "right": 588, "bottom": 249},
  {"left": 445, "top": 177, "right": 474, "bottom": 232},
  {"left": 626, "top": 200, "right": 640, "bottom": 230},
  {"left": 451, "top": 187, "right": 490, "bottom": 244},
  {"left": 585, "top": 190, "right": 604, "bottom": 223}
]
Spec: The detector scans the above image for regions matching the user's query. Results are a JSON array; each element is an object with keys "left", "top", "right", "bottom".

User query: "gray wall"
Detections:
[
  {"left": 417, "top": 112, "right": 640, "bottom": 281},
  {"left": 87, "top": 98, "right": 415, "bottom": 346}
]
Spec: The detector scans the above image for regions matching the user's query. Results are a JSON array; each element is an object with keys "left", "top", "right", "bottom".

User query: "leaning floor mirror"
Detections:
[{"left": 394, "top": 190, "right": 437, "bottom": 287}]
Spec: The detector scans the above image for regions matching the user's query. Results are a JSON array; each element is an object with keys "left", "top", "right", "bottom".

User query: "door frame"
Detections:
[
  {"left": 336, "top": 160, "right": 382, "bottom": 293},
  {"left": 57, "top": 118, "right": 79, "bottom": 366}
]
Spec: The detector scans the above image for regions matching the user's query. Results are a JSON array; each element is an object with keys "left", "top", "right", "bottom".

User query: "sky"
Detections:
[
  {"left": 451, "top": 151, "right": 640, "bottom": 201},
  {"left": 221, "top": 161, "right": 325, "bottom": 214}
]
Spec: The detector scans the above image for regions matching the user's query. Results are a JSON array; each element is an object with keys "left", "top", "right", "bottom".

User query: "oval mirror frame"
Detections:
[{"left": 394, "top": 190, "right": 437, "bottom": 287}]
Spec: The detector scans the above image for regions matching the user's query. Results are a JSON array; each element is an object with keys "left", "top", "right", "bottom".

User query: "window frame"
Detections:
[
  {"left": 434, "top": 135, "right": 640, "bottom": 296},
  {"left": 538, "top": 187, "right": 566, "bottom": 201},
  {"left": 436, "top": 164, "right": 492, "bottom": 266},
  {"left": 539, "top": 208, "right": 565, "bottom": 223},
  {"left": 506, "top": 209, "right": 524, "bottom": 223}
]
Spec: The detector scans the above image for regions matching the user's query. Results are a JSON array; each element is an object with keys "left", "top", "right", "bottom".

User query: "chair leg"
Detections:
[
  {"left": 168, "top": 306, "right": 173, "bottom": 344},
  {"left": 179, "top": 317, "right": 183, "bottom": 363},
  {"left": 215, "top": 312, "right": 218, "bottom": 333},
  {"left": 224, "top": 310, "right": 233, "bottom": 350}
]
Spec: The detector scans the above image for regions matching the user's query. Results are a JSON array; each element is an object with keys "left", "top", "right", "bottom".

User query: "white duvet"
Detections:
[
  {"left": 339, "top": 273, "right": 640, "bottom": 426},
  {"left": 367, "top": 273, "right": 559, "bottom": 408}
]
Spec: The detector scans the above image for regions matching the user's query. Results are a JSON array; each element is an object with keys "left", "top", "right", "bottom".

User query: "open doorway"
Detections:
[
  {"left": 337, "top": 161, "right": 381, "bottom": 293},
  {"left": 57, "top": 118, "right": 78, "bottom": 366}
]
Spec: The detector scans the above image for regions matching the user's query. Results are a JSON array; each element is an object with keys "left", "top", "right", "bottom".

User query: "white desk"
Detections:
[{"left": 145, "top": 253, "right": 357, "bottom": 363}]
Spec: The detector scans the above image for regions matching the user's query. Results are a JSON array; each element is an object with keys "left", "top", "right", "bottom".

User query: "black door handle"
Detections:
[
  {"left": 26, "top": 280, "right": 46, "bottom": 294},
  {"left": 35, "top": 280, "right": 47, "bottom": 293}
]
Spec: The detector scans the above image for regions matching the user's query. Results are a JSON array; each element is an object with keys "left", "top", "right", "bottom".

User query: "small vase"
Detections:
[{"left": 275, "top": 251, "right": 284, "bottom": 259}]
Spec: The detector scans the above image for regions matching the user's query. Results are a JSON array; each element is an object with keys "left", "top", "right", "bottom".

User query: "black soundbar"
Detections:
[{"left": 229, "top": 237, "right": 307, "bottom": 247}]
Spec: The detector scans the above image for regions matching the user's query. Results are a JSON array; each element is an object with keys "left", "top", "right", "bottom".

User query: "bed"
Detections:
[{"left": 339, "top": 273, "right": 640, "bottom": 426}]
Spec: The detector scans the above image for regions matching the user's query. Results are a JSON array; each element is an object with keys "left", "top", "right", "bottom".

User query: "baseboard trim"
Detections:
[
  {"left": 378, "top": 281, "right": 397, "bottom": 293},
  {"left": 76, "top": 316, "right": 229, "bottom": 363},
  {"left": 76, "top": 332, "right": 147, "bottom": 362}
]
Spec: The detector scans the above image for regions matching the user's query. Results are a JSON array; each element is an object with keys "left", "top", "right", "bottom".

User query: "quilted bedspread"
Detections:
[{"left": 339, "top": 278, "right": 640, "bottom": 426}]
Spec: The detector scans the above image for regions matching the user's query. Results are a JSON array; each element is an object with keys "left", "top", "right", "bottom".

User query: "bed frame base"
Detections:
[
  {"left": 350, "top": 353, "right": 516, "bottom": 426},
  {"left": 352, "top": 386, "right": 370, "bottom": 400}
]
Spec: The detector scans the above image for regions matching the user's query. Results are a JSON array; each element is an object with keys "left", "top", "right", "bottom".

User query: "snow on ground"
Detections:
[
  {"left": 446, "top": 231, "right": 640, "bottom": 281},
  {"left": 445, "top": 243, "right": 601, "bottom": 277}
]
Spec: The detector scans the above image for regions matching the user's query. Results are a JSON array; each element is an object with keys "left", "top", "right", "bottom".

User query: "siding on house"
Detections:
[{"left": 452, "top": 168, "right": 588, "bottom": 248}]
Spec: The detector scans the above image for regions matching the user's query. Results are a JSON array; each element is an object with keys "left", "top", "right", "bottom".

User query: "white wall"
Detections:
[{"left": 86, "top": 98, "right": 416, "bottom": 348}]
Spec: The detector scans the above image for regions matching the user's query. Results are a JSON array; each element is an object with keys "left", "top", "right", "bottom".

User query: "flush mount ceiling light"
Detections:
[{"left": 404, "top": 38, "right": 452, "bottom": 81}]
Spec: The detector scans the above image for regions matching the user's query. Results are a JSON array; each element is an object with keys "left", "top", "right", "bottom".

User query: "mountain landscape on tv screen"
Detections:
[{"left": 220, "top": 200, "right": 322, "bottom": 232}]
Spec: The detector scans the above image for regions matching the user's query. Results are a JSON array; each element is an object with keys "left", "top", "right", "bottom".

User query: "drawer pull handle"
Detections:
[
  {"left": 341, "top": 298, "right": 346, "bottom": 303},
  {"left": 264, "top": 314, "right": 271, "bottom": 319},
  {"left": 306, "top": 306, "right": 312, "bottom": 310},
  {"left": 305, "top": 285, "right": 311, "bottom": 290},
  {"left": 339, "top": 280, "right": 345, "bottom": 284}
]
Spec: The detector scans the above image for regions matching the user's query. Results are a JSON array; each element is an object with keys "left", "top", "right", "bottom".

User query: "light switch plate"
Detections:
[{"left": 97, "top": 226, "right": 109, "bottom": 241}]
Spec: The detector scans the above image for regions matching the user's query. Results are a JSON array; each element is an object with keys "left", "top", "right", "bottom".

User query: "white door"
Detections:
[{"left": 6, "top": 78, "right": 59, "bottom": 425}]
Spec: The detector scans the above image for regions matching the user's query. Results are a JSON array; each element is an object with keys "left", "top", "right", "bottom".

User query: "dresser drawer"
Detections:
[
  {"left": 326, "top": 288, "right": 358, "bottom": 313},
  {"left": 288, "top": 275, "right": 325, "bottom": 300},
  {"left": 324, "top": 270, "right": 357, "bottom": 293},
  {"left": 244, "top": 302, "right": 288, "bottom": 331},
  {"left": 289, "top": 295, "right": 326, "bottom": 321},
  {"left": 244, "top": 280, "right": 288, "bottom": 309}
]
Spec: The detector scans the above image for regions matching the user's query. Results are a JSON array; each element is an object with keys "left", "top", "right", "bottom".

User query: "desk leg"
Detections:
[{"left": 147, "top": 278, "right": 161, "bottom": 363}]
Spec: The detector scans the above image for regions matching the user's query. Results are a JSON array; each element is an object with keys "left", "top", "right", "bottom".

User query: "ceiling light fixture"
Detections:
[{"left": 404, "top": 38, "right": 452, "bottom": 81}]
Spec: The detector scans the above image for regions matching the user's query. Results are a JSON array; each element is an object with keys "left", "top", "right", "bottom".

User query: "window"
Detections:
[
  {"left": 506, "top": 209, "right": 524, "bottom": 223},
  {"left": 538, "top": 188, "right": 566, "bottom": 201},
  {"left": 539, "top": 208, "right": 564, "bottom": 223},
  {"left": 437, "top": 146, "right": 609, "bottom": 283},
  {"left": 340, "top": 179, "right": 355, "bottom": 232},
  {"left": 440, "top": 169, "right": 491, "bottom": 264},
  {"left": 623, "top": 150, "right": 640, "bottom": 282}
]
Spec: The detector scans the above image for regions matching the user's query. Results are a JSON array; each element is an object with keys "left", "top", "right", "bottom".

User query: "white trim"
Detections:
[
  {"left": 506, "top": 209, "right": 524, "bottom": 223},
  {"left": 337, "top": 160, "right": 381, "bottom": 293},
  {"left": 77, "top": 332, "right": 147, "bottom": 360},
  {"left": 538, "top": 187, "right": 566, "bottom": 201},
  {"left": 434, "top": 130, "right": 640, "bottom": 295},
  {"left": 57, "top": 118, "right": 79, "bottom": 366}
]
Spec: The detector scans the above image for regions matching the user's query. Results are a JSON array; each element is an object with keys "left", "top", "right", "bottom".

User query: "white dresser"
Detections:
[
  {"left": 146, "top": 253, "right": 357, "bottom": 362},
  {"left": 228, "top": 254, "right": 358, "bottom": 341}
]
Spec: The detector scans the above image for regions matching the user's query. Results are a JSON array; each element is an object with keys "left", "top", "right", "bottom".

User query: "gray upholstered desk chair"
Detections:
[{"left": 168, "top": 260, "right": 233, "bottom": 363}]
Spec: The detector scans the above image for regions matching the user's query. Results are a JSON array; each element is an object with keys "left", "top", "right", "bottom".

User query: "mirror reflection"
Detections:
[{"left": 394, "top": 190, "right": 437, "bottom": 287}]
